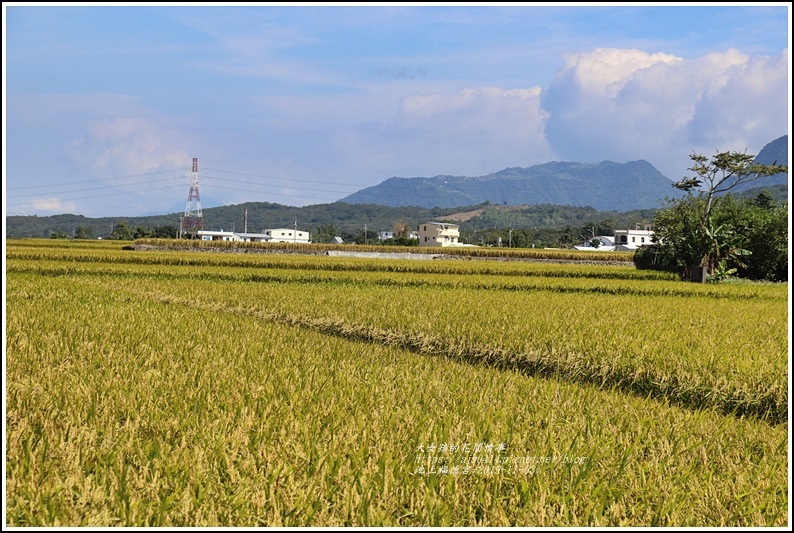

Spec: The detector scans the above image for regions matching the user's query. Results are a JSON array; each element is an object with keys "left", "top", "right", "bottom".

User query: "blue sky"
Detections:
[{"left": 3, "top": 3, "right": 791, "bottom": 218}]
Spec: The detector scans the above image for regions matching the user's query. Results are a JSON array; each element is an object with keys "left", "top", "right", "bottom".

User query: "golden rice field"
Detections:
[{"left": 5, "top": 238, "right": 790, "bottom": 526}]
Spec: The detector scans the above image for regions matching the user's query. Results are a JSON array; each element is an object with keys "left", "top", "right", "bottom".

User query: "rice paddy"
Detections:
[{"left": 4, "top": 239, "right": 789, "bottom": 526}]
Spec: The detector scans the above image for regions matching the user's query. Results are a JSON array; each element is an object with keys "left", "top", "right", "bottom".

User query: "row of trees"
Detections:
[
  {"left": 634, "top": 151, "right": 788, "bottom": 282},
  {"left": 60, "top": 223, "right": 178, "bottom": 240}
]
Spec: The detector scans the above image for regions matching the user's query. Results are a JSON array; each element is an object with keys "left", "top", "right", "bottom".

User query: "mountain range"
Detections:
[
  {"left": 5, "top": 136, "right": 788, "bottom": 239},
  {"left": 340, "top": 159, "right": 684, "bottom": 211},
  {"left": 340, "top": 135, "right": 789, "bottom": 211}
]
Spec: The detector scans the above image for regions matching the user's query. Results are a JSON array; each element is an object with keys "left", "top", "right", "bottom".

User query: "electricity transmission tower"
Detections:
[{"left": 179, "top": 157, "right": 203, "bottom": 239}]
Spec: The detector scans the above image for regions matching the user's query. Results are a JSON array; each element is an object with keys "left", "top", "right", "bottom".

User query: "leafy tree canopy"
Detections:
[{"left": 638, "top": 149, "right": 789, "bottom": 283}]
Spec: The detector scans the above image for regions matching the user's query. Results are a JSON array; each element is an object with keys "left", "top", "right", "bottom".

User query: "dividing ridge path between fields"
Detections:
[{"left": 102, "top": 280, "right": 786, "bottom": 426}]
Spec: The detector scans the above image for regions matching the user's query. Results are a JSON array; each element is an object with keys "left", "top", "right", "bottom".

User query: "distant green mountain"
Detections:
[
  {"left": 729, "top": 135, "right": 789, "bottom": 193},
  {"left": 731, "top": 183, "right": 788, "bottom": 205},
  {"left": 339, "top": 160, "right": 685, "bottom": 211}
]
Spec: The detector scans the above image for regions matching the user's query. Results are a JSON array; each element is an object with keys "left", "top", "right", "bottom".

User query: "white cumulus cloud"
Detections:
[
  {"left": 69, "top": 117, "right": 191, "bottom": 176},
  {"left": 542, "top": 47, "right": 788, "bottom": 180},
  {"left": 560, "top": 47, "right": 682, "bottom": 98}
]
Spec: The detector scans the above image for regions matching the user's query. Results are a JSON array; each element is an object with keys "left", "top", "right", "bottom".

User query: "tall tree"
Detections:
[
  {"left": 74, "top": 226, "right": 93, "bottom": 239},
  {"left": 313, "top": 224, "right": 338, "bottom": 244},
  {"left": 108, "top": 221, "right": 134, "bottom": 241},
  {"left": 671, "top": 150, "right": 787, "bottom": 275},
  {"left": 392, "top": 220, "right": 411, "bottom": 238}
]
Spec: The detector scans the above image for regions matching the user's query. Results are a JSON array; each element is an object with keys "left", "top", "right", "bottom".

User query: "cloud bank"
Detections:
[{"left": 541, "top": 47, "right": 788, "bottom": 180}]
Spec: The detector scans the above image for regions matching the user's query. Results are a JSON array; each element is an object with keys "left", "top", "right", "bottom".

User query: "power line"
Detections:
[
  {"left": 200, "top": 183, "right": 343, "bottom": 203},
  {"left": 5, "top": 183, "right": 186, "bottom": 206},
  {"left": 5, "top": 166, "right": 362, "bottom": 204},
  {"left": 5, "top": 168, "right": 182, "bottom": 191},
  {"left": 199, "top": 157, "right": 401, "bottom": 182},
  {"left": 5, "top": 176, "right": 349, "bottom": 207},
  {"left": 7, "top": 168, "right": 104, "bottom": 177},
  {"left": 200, "top": 173, "right": 359, "bottom": 195},
  {"left": 7, "top": 182, "right": 346, "bottom": 208},
  {"left": 5, "top": 175, "right": 187, "bottom": 199},
  {"left": 202, "top": 167, "right": 364, "bottom": 188}
]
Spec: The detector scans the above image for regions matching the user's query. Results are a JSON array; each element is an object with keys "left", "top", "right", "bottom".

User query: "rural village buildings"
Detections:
[
  {"left": 198, "top": 220, "right": 655, "bottom": 251},
  {"left": 198, "top": 228, "right": 311, "bottom": 243},
  {"left": 573, "top": 224, "right": 656, "bottom": 252}
]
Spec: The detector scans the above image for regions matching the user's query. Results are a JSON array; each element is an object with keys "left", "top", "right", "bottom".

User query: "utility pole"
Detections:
[
  {"left": 294, "top": 217, "right": 298, "bottom": 242},
  {"left": 364, "top": 224, "right": 367, "bottom": 245}
]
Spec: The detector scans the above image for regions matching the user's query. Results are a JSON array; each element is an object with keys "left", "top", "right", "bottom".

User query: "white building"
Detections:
[
  {"left": 198, "top": 228, "right": 310, "bottom": 243},
  {"left": 417, "top": 222, "right": 460, "bottom": 247},
  {"left": 379, "top": 230, "right": 419, "bottom": 241},
  {"left": 573, "top": 235, "right": 616, "bottom": 252},
  {"left": 257, "top": 228, "right": 310, "bottom": 243},
  {"left": 198, "top": 230, "right": 240, "bottom": 242},
  {"left": 235, "top": 232, "right": 269, "bottom": 242},
  {"left": 613, "top": 224, "right": 654, "bottom": 251}
]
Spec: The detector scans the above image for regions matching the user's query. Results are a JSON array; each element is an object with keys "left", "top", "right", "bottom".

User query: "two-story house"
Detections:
[
  {"left": 417, "top": 222, "right": 460, "bottom": 247},
  {"left": 613, "top": 224, "right": 654, "bottom": 251}
]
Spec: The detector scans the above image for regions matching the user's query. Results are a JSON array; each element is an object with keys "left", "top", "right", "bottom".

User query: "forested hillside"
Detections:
[{"left": 6, "top": 185, "right": 786, "bottom": 245}]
